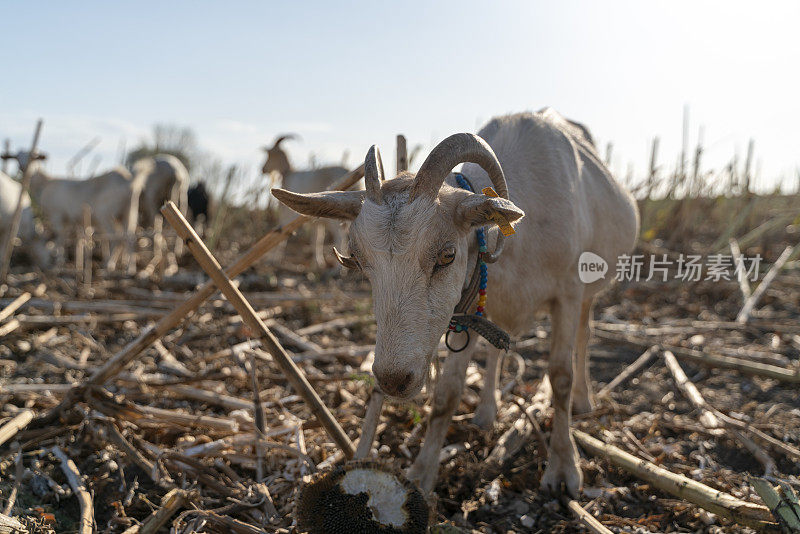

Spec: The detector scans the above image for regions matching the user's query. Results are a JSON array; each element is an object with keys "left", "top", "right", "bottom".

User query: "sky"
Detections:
[{"left": 2, "top": 1, "right": 799, "bottom": 196}]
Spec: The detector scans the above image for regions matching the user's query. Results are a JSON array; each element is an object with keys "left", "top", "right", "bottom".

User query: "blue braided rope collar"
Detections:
[{"left": 446, "top": 173, "right": 492, "bottom": 352}]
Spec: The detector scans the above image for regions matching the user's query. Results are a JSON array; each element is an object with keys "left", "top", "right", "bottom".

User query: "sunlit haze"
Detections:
[{"left": 3, "top": 1, "right": 798, "bottom": 196}]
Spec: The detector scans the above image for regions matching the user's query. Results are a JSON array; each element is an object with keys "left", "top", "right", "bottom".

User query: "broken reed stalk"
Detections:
[
  {"left": 3, "top": 448, "right": 23, "bottom": 515},
  {"left": 0, "top": 409, "right": 34, "bottom": 448},
  {"left": 354, "top": 389, "right": 385, "bottom": 459},
  {"left": 82, "top": 205, "right": 93, "bottom": 291},
  {"left": 0, "top": 319, "right": 20, "bottom": 337},
  {"left": 121, "top": 488, "right": 190, "bottom": 534},
  {"left": 663, "top": 350, "right": 775, "bottom": 475},
  {"left": 594, "top": 330, "right": 800, "bottom": 384},
  {"left": 161, "top": 201, "right": 355, "bottom": 459},
  {"left": 563, "top": 498, "right": 614, "bottom": 534},
  {"left": 0, "top": 119, "right": 43, "bottom": 283},
  {"left": 83, "top": 164, "right": 364, "bottom": 388},
  {"left": 596, "top": 345, "right": 658, "bottom": 398},
  {"left": 248, "top": 352, "right": 267, "bottom": 482},
  {"left": 737, "top": 244, "right": 796, "bottom": 324},
  {"left": 51, "top": 446, "right": 94, "bottom": 534},
  {"left": 662, "top": 350, "right": 721, "bottom": 430},
  {"left": 572, "top": 430, "right": 778, "bottom": 531},
  {"left": 102, "top": 422, "right": 161, "bottom": 486},
  {"left": 0, "top": 292, "right": 30, "bottom": 323},
  {"left": 484, "top": 375, "right": 552, "bottom": 475},
  {"left": 729, "top": 238, "right": 751, "bottom": 299}
]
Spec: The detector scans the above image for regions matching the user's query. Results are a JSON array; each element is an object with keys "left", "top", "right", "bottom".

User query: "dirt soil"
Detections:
[{"left": 0, "top": 225, "right": 798, "bottom": 533}]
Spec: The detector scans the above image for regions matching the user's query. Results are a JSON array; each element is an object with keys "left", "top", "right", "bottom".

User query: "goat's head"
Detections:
[
  {"left": 272, "top": 134, "right": 524, "bottom": 399},
  {"left": 261, "top": 134, "right": 295, "bottom": 176}
]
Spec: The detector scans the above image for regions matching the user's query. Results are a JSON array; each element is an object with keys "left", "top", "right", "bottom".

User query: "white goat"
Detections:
[
  {"left": 273, "top": 110, "right": 639, "bottom": 496},
  {"left": 133, "top": 154, "right": 190, "bottom": 227},
  {"left": 8, "top": 152, "right": 143, "bottom": 268},
  {"left": 262, "top": 135, "right": 351, "bottom": 267},
  {"left": 0, "top": 170, "right": 50, "bottom": 267}
]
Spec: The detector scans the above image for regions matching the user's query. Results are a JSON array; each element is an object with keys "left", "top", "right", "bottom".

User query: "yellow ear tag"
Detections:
[{"left": 481, "top": 187, "right": 516, "bottom": 236}]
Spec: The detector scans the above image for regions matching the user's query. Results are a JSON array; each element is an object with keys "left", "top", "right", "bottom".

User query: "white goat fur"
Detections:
[
  {"left": 134, "top": 154, "right": 190, "bottom": 226},
  {"left": 273, "top": 110, "right": 639, "bottom": 496},
  {"left": 19, "top": 156, "right": 143, "bottom": 264},
  {"left": 0, "top": 170, "right": 50, "bottom": 266}
]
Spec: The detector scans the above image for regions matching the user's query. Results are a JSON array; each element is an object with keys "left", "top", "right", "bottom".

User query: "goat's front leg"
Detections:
[
  {"left": 472, "top": 346, "right": 503, "bottom": 429},
  {"left": 540, "top": 293, "right": 583, "bottom": 497},
  {"left": 572, "top": 297, "right": 595, "bottom": 414},
  {"left": 407, "top": 333, "right": 478, "bottom": 493}
]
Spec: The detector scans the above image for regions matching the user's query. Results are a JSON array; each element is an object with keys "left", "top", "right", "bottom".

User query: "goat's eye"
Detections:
[{"left": 436, "top": 246, "right": 456, "bottom": 267}]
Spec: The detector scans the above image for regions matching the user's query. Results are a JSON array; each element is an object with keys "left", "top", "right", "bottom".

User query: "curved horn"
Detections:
[
  {"left": 364, "top": 145, "right": 384, "bottom": 203},
  {"left": 333, "top": 246, "right": 360, "bottom": 270},
  {"left": 412, "top": 133, "right": 511, "bottom": 262},
  {"left": 273, "top": 134, "right": 297, "bottom": 148},
  {"left": 411, "top": 133, "right": 508, "bottom": 201}
]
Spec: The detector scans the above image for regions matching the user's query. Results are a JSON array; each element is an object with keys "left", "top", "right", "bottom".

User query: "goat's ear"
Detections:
[
  {"left": 271, "top": 188, "right": 364, "bottom": 221},
  {"left": 454, "top": 193, "right": 525, "bottom": 231}
]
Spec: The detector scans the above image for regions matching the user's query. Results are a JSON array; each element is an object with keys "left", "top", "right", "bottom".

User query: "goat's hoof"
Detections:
[
  {"left": 572, "top": 395, "right": 595, "bottom": 415},
  {"left": 540, "top": 458, "right": 582, "bottom": 499},
  {"left": 471, "top": 403, "right": 497, "bottom": 430},
  {"left": 407, "top": 461, "right": 437, "bottom": 494}
]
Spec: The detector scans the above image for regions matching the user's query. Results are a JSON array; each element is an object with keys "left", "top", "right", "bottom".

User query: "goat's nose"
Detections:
[{"left": 376, "top": 370, "right": 415, "bottom": 398}]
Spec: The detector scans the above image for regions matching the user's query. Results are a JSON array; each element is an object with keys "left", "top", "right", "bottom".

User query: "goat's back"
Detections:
[
  {"left": 38, "top": 167, "right": 136, "bottom": 226},
  {"left": 459, "top": 111, "right": 639, "bottom": 331}
]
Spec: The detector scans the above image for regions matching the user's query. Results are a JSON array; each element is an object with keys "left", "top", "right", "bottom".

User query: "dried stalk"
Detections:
[
  {"left": 134, "top": 405, "right": 239, "bottom": 433},
  {"left": 0, "top": 292, "right": 30, "bottom": 323},
  {"left": 563, "top": 498, "right": 614, "bottom": 534},
  {"left": 296, "top": 315, "right": 372, "bottom": 337},
  {"left": 0, "top": 410, "right": 34, "bottom": 448},
  {"left": 102, "top": 422, "right": 161, "bottom": 486},
  {"left": 121, "top": 488, "right": 190, "bottom": 534},
  {"left": 0, "top": 120, "right": 42, "bottom": 282},
  {"left": 663, "top": 350, "right": 721, "bottom": 430},
  {"left": 737, "top": 245, "right": 797, "bottom": 323},
  {"left": 161, "top": 201, "right": 355, "bottom": 458},
  {"left": 596, "top": 345, "right": 658, "bottom": 398},
  {"left": 573, "top": 430, "right": 778, "bottom": 531},
  {"left": 354, "top": 389, "right": 385, "bottom": 459},
  {"left": 484, "top": 375, "right": 551, "bottom": 475},
  {"left": 248, "top": 353, "right": 267, "bottom": 482},
  {"left": 2, "top": 448, "right": 22, "bottom": 515},
  {"left": 663, "top": 350, "right": 775, "bottom": 474},
  {"left": 729, "top": 238, "right": 752, "bottom": 299},
  {"left": 51, "top": 446, "right": 94, "bottom": 534},
  {"left": 0, "top": 319, "right": 20, "bottom": 337},
  {"left": 595, "top": 330, "right": 800, "bottom": 384}
]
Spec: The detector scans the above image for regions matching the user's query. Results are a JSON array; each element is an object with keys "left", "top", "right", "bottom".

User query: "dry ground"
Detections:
[{"left": 0, "top": 202, "right": 798, "bottom": 533}]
